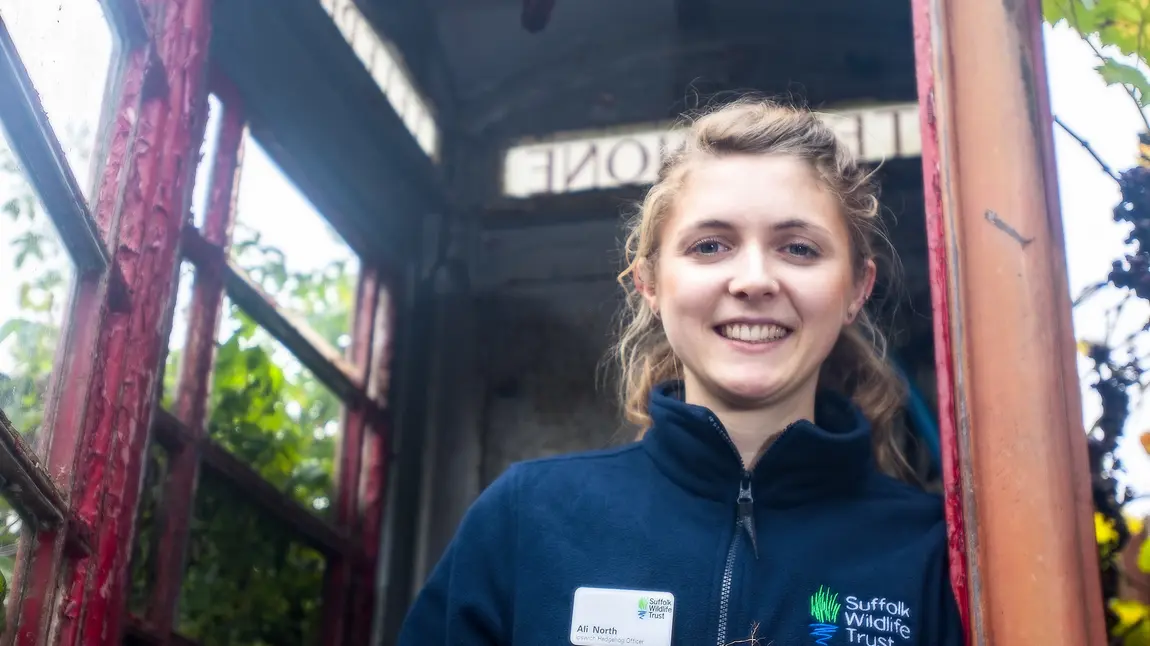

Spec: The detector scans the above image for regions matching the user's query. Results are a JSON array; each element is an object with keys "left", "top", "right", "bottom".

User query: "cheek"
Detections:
[
  {"left": 658, "top": 262, "right": 721, "bottom": 319},
  {"left": 792, "top": 275, "right": 853, "bottom": 325}
]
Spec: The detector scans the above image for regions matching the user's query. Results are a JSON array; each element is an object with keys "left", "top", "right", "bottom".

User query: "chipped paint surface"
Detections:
[
  {"left": 909, "top": 0, "right": 971, "bottom": 634},
  {"left": 11, "top": 44, "right": 148, "bottom": 646},
  {"left": 96, "top": 0, "right": 216, "bottom": 642}
]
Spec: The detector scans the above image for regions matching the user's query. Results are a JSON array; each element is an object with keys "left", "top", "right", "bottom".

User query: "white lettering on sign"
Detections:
[{"left": 501, "top": 103, "right": 920, "bottom": 198}]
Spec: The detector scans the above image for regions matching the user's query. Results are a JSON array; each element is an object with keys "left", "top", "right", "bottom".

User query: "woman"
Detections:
[{"left": 397, "top": 99, "right": 965, "bottom": 646}]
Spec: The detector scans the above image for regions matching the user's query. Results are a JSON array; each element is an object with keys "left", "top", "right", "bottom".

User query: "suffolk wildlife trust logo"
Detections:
[
  {"left": 809, "top": 586, "right": 842, "bottom": 645},
  {"left": 637, "top": 595, "right": 671, "bottom": 620},
  {"left": 808, "top": 587, "right": 914, "bottom": 645}
]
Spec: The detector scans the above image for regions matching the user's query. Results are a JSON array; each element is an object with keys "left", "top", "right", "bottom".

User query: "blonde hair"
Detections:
[{"left": 611, "top": 98, "right": 917, "bottom": 483}]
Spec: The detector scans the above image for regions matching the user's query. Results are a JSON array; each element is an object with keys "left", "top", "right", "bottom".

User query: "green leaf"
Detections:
[
  {"left": 1139, "top": 536, "right": 1150, "bottom": 573},
  {"left": 1098, "top": 57, "right": 1150, "bottom": 105},
  {"left": 1045, "top": 0, "right": 1118, "bottom": 33}
]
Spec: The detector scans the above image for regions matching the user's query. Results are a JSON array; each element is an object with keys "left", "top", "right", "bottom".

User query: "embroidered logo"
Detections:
[
  {"left": 807, "top": 587, "right": 915, "bottom": 645},
  {"left": 637, "top": 597, "right": 648, "bottom": 620},
  {"left": 809, "top": 586, "right": 842, "bottom": 645}
]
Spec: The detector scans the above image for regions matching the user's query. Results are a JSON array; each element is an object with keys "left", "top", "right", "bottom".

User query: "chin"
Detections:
[{"left": 711, "top": 375, "right": 788, "bottom": 407}]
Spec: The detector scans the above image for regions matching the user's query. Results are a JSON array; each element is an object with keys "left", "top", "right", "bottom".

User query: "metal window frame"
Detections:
[
  {"left": 0, "top": 1, "right": 394, "bottom": 643},
  {"left": 0, "top": 5, "right": 136, "bottom": 642},
  {"left": 124, "top": 74, "right": 393, "bottom": 646}
]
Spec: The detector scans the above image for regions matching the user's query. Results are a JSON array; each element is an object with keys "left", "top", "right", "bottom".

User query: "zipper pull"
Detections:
[{"left": 738, "top": 475, "right": 759, "bottom": 559}]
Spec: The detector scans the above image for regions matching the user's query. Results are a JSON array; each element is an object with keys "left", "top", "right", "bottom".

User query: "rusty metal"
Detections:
[
  {"left": 0, "top": 409, "right": 65, "bottom": 529},
  {"left": 911, "top": 0, "right": 1106, "bottom": 643},
  {"left": 147, "top": 82, "right": 246, "bottom": 636}
]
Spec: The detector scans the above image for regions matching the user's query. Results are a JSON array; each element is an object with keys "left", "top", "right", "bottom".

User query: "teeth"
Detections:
[{"left": 720, "top": 324, "right": 789, "bottom": 342}]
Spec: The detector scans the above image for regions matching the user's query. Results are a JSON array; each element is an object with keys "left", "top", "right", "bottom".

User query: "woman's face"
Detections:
[{"left": 642, "top": 154, "right": 874, "bottom": 411}]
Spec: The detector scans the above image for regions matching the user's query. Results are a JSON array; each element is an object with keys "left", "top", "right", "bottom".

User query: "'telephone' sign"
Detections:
[{"left": 502, "top": 102, "right": 921, "bottom": 198}]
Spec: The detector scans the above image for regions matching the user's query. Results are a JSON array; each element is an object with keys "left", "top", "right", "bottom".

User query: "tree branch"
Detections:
[{"left": 1055, "top": 116, "right": 1121, "bottom": 183}]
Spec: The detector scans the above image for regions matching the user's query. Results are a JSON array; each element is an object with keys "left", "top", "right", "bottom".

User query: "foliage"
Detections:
[
  {"left": 1047, "top": 3, "right": 1150, "bottom": 641},
  {"left": 135, "top": 228, "right": 355, "bottom": 645},
  {"left": 0, "top": 119, "right": 356, "bottom": 641},
  {"left": 0, "top": 133, "right": 78, "bottom": 625},
  {"left": 1046, "top": 0, "right": 1150, "bottom": 112}
]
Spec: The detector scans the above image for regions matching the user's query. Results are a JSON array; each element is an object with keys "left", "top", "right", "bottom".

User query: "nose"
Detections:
[{"left": 727, "top": 248, "right": 780, "bottom": 299}]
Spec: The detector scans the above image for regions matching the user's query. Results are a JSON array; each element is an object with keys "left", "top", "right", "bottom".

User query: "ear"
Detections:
[
  {"left": 634, "top": 258, "right": 659, "bottom": 315},
  {"left": 847, "top": 259, "right": 877, "bottom": 323}
]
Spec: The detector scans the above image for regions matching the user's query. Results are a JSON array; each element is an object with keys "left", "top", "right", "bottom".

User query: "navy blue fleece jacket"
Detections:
[{"left": 398, "top": 382, "right": 965, "bottom": 646}]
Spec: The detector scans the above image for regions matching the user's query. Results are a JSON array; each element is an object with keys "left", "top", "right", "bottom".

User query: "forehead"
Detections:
[{"left": 668, "top": 154, "right": 845, "bottom": 235}]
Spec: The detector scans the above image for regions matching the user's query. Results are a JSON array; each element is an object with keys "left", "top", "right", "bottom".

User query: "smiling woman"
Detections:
[{"left": 397, "top": 98, "right": 964, "bottom": 646}]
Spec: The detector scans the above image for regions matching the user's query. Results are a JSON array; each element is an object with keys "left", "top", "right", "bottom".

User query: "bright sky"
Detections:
[{"left": 0, "top": 4, "right": 1147, "bottom": 508}]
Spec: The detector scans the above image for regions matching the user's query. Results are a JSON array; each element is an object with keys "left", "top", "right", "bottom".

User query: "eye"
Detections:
[
  {"left": 783, "top": 242, "right": 820, "bottom": 259},
  {"left": 690, "top": 238, "right": 730, "bottom": 256}
]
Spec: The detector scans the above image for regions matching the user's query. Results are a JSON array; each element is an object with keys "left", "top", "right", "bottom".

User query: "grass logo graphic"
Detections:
[
  {"left": 637, "top": 597, "right": 648, "bottom": 620},
  {"left": 809, "top": 586, "right": 842, "bottom": 645}
]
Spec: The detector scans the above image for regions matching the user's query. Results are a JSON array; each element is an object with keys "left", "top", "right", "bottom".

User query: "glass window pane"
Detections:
[
  {"left": 0, "top": 0, "right": 116, "bottom": 196},
  {"left": 191, "top": 95, "right": 224, "bottom": 230},
  {"left": 0, "top": 130, "right": 76, "bottom": 456},
  {"left": 178, "top": 469, "right": 325, "bottom": 645},
  {"left": 161, "top": 261, "right": 196, "bottom": 410},
  {"left": 209, "top": 298, "right": 339, "bottom": 515},
  {"left": 230, "top": 136, "right": 358, "bottom": 353},
  {"left": 0, "top": 496, "right": 24, "bottom": 622},
  {"left": 128, "top": 441, "right": 170, "bottom": 618}
]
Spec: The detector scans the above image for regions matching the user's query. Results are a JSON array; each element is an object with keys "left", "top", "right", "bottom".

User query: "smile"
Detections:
[{"left": 716, "top": 323, "right": 791, "bottom": 343}]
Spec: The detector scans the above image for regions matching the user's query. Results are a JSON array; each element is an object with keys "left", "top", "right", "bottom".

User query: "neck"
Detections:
[{"left": 682, "top": 378, "right": 817, "bottom": 470}]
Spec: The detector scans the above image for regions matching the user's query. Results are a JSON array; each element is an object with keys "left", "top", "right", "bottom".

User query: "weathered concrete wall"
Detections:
[{"left": 473, "top": 218, "right": 636, "bottom": 487}]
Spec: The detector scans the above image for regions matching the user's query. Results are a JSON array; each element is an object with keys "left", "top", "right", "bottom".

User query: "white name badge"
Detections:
[{"left": 570, "top": 587, "right": 675, "bottom": 646}]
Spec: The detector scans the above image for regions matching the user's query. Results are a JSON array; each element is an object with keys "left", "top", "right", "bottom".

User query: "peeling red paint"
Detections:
[
  {"left": 11, "top": 44, "right": 150, "bottom": 646},
  {"left": 149, "top": 85, "right": 245, "bottom": 636},
  {"left": 909, "top": 0, "right": 970, "bottom": 634},
  {"left": 67, "top": 1, "right": 217, "bottom": 643}
]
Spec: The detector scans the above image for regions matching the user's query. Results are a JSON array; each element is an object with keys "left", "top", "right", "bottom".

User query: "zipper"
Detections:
[
  {"left": 715, "top": 521, "right": 740, "bottom": 646},
  {"left": 709, "top": 415, "right": 759, "bottom": 646}
]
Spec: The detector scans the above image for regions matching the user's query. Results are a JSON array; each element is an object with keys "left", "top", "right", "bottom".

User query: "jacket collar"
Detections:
[{"left": 640, "top": 381, "right": 874, "bottom": 506}]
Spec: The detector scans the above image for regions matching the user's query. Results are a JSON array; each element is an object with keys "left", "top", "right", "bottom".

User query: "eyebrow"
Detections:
[{"left": 687, "top": 217, "right": 828, "bottom": 235}]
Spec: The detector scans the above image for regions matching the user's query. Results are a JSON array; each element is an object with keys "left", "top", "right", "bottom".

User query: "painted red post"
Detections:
[
  {"left": 13, "top": 46, "right": 150, "bottom": 646},
  {"left": 911, "top": 0, "right": 1107, "bottom": 643},
  {"left": 74, "top": 1, "right": 216, "bottom": 644},
  {"left": 146, "top": 77, "right": 246, "bottom": 639}
]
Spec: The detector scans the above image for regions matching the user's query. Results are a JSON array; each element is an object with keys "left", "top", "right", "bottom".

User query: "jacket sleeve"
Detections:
[{"left": 396, "top": 465, "right": 521, "bottom": 646}]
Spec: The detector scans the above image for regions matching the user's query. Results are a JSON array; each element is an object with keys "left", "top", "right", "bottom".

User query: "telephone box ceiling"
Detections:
[{"left": 418, "top": 0, "right": 919, "bottom": 139}]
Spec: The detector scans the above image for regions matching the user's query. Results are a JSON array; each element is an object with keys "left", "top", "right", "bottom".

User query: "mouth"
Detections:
[{"left": 715, "top": 322, "right": 792, "bottom": 344}]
